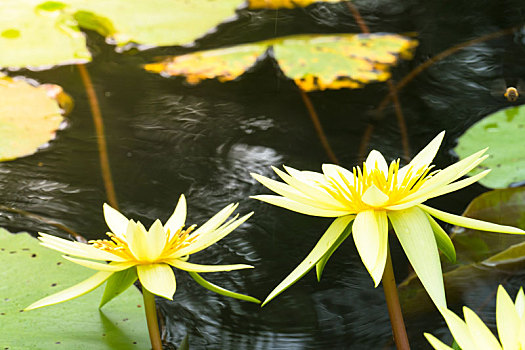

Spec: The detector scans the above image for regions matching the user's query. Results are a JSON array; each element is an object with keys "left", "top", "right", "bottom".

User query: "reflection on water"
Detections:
[{"left": 1, "top": 0, "right": 525, "bottom": 348}]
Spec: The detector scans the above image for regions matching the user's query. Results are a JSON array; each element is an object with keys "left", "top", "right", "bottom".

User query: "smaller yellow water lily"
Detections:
[
  {"left": 26, "top": 195, "right": 258, "bottom": 310},
  {"left": 425, "top": 285, "right": 525, "bottom": 350},
  {"left": 251, "top": 131, "right": 525, "bottom": 307}
]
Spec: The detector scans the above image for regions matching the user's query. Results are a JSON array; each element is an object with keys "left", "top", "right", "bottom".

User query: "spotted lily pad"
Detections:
[
  {"left": 145, "top": 33, "right": 418, "bottom": 91},
  {"left": 454, "top": 104, "right": 525, "bottom": 188},
  {"left": 0, "top": 77, "right": 65, "bottom": 161},
  {"left": 0, "top": 228, "right": 149, "bottom": 349},
  {"left": 0, "top": 0, "right": 245, "bottom": 69},
  {"left": 248, "top": 0, "right": 342, "bottom": 9}
]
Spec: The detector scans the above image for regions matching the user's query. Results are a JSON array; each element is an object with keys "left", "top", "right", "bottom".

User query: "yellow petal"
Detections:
[
  {"left": 389, "top": 207, "right": 446, "bottom": 308},
  {"left": 425, "top": 170, "right": 490, "bottom": 199},
  {"left": 173, "top": 212, "right": 253, "bottom": 257},
  {"left": 352, "top": 210, "right": 388, "bottom": 287},
  {"left": 126, "top": 221, "right": 152, "bottom": 261},
  {"left": 420, "top": 204, "right": 525, "bottom": 234},
  {"left": 168, "top": 259, "right": 253, "bottom": 272},
  {"left": 398, "top": 131, "right": 445, "bottom": 179},
  {"left": 64, "top": 256, "right": 136, "bottom": 271},
  {"left": 361, "top": 185, "right": 390, "bottom": 207},
  {"left": 147, "top": 219, "right": 167, "bottom": 260},
  {"left": 164, "top": 194, "right": 187, "bottom": 239},
  {"left": 103, "top": 203, "right": 129, "bottom": 239},
  {"left": 25, "top": 271, "right": 113, "bottom": 310},
  {"left": 251, "top": 173, "right": 334, "bottom": 209},
  {"left": 497, "top": 285, "right": 521, "bottom": 350},
  {"left": 440, "top": 307, "right": 477, "bottom": 350},
  {"left": 38, "top": 233, "right": 126, "bottom": 262},
  {"left": 424, "top": 333, "right": 455, "bottom": 350},
  {"left": 515, "top": 288, "right": 525, "bottom": 319},
  {"left": 276, "top": 166, "right": 346, "bottom": 208},
  {"left": 251, "top": 195, "right": 351, "bottom": 217},
  {"left": 262, "top": 215, "right": 354, "bottom": 306},
  {"left": 365, "top": 150, "right": 389, "bottom": 176},
  {"left": 322, "top": 164, "right": 355, "bottom": 201},
  {"left": 463, "top": 307, "right": 502, "bottom": 350},
  {"left": 190, "top": 203, "right": 237, "bottom": 237},
  {"left": 137, "top": 264, "right": 176, "bottom": 300}
]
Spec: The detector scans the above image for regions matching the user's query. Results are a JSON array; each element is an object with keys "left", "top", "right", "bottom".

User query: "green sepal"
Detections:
[
  {"left": 426, "top": 213, "right": 456, "bottom": 263},
  {"left": 99, "top": 267, "right": 138, "bottom": 308},
  {"left": 188, "top": 271, "right": 260, "bottom": 304},
  {"left": 177, "top": 334, "right": 190, "bottom": 350},
  {"left": 316, "top": 220, "right": 353, "bottom": 281}
]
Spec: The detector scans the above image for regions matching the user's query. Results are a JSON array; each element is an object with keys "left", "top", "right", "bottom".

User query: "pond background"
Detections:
[{"left": 2, "top": 0, "right": 525, "bottom": 348}]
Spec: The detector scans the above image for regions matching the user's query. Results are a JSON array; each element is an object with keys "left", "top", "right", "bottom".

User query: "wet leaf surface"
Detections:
[
  {"left": 248, "top": 0, "right": 342, "bottom": 9},
  {"left": 0, "top": 228, "right": 149, "bottom": 349},
  {"left": 0, "top": 0, "right": 245, "bottom": 69},
  {"left": 145, "top": 33, "right": 417, "bottom": 91},
  {"left": 454, "top": 104, "right": 525, "bottom": 188},
  {"left": 0, "top": 77, "right": 65, "bottom": 161}
]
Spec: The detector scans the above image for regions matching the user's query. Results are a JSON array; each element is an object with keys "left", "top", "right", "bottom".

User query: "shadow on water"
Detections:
[{"left": 2, "top": 0, "right": 525, "bottom": 348}]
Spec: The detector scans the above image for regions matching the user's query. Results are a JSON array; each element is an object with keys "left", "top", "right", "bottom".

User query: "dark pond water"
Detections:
[{"left": 2, "top": 1, "right": 525, "bottom": 349}]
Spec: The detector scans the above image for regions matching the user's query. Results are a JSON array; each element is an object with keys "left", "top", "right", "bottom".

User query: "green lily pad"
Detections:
[
  {"left": 0, "top": 77, "right": 65, "bottom": 161},
  {"left": 248, "top": 0, "right": 342, "bottom": 9},
  {"left": 0, "top": 228, "right": 149, "bottom": 349},
  {"left": 454, "top": 104, "right": 525, "bottom": 188},
  {"left": 145, "top": 33, "right": 418, "bottom": 91},
  {"left": 0, "top": 0, "right": 245, "bottom": 69}
]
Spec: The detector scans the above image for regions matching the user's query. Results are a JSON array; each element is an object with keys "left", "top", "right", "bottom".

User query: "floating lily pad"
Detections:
[
  {"left": 248, "top": 0, "right": 342, "bottom": 9},
  {"left": 145, "top": 33, "right": 418, "bottom": 91},
  {"left": 0, "top": 228, "right": 149, "bottom": 349},
  {"left": 0, "top": 0, "right": 245, "bottom": 69},
  {"left": 454, "top": 104, "right": 525, "bottom": 188},
  {"left": 0, "top": 77, "right": 65, "bottom": 161}
]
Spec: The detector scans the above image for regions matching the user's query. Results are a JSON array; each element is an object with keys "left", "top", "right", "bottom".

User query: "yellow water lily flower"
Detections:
[
  {"left": 251, "top": 131, "right": 524, "bottom": 307},
  {"left": 425, "top": 285, "right": 525, "bottom": 350},
  {"left": 26, "top": 195, "right": 257, "bottom": 310}
]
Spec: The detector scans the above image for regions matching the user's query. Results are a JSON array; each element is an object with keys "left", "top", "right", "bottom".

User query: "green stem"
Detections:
[
  {"left": 142, "top": 288, "right": 163, "bottom": 350},
  {"left": 382, "top": 246, "right": 410, "bottom": 350}
]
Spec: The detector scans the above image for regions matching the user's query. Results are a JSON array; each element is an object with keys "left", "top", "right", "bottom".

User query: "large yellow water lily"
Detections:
[
  {"left": 425, "top": 285, "right": 525, "bottom": 350},
  {"left": 26, "top": 195, "right": 258, "bottom": 310},
  {"left": 251, "top": 131, "right": 524, "bottom": 307}
]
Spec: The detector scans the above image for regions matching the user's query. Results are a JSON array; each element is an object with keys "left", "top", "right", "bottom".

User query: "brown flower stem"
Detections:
[
  {"left": 77, "top": 64, "right": 119, "bottom": 209},
  {"left": 299, "top": 89, "right": 340, "bottom": 164},
  {"left": 345, "top": 1, "right": 411, "bottom": 162},
  {"left": 143, "top": 288, "right": 163, "bottom": 350},
  {"left": 382, "top": 245, "right": 410, "bottom": 350},
  {"left": 0, "top": 205, "right": 86, "bottom": 242},
  {"left": 376, "top": 26, "right": 518, "bottom": 113}
]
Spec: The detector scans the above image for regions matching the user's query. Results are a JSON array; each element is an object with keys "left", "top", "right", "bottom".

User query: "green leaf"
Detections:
[
  {"left": 177, "top": 334, "right": 190, "bottom": 350},
  {"left": 262, "top": 215, "right": 354, "bottom": 306},
  {"left": 316, "top": 220, "right": 352, "bottom": 281},
  {"left": 0, "top": 228, "right": 149, "bottom": 349},
  {"left": 248, "top": 0, "right": 343, "bottom": 9},
  {"left": 100, "top": 268, "right": 138, "bottom": 308},
  {"left": 0, "top": 0, "right": 245, "bottom": 69},
  {"left": 145, "top": 33, "right": 418, "bottom": 91},
  {"left": 454, "top": 104, "right": 525, "bottom": 188},
  {"left": 426, "top": 212, "right": 456, "bottom": 263},
  {"left": 188, "top": 272, "right": 260, "bottom": 304},
  {"left": 0, "top": 77, "right": 65, "bottom": 161}
]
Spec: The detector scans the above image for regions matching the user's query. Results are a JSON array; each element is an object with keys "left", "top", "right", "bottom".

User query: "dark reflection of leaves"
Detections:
[{"left": 399, "top": 187, "right": 525, "bottom": 317}]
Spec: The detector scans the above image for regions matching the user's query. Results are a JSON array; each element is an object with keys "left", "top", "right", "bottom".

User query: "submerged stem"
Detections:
[
  {"left": 382, "top": 245, "right": 410, "bottom": 350},
  {"left": 142, "top": 288, "right": 163, "bottom": 350}
]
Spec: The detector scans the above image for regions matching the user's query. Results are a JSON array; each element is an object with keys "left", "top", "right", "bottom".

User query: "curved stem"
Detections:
[
  {"left": 77, "top": 64, "right": 119, "bottom": 209},
  {"left": 377, "top": 26, "right": 518, "bottom": 112},
  {"left": 299, "top": 89, "right": 340, "bottom": 164},
  {"left": 382, "top": 245, "right": 410, "bottom": 350},
  {"left": 0, "top": 205, "right": 86, "bottom": 242},
  {"left": 143, "top": 288, "right": 163, "bottom": 350},
  {"left": 345, "top": 1, "right": 410, "bottom": 161}
]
